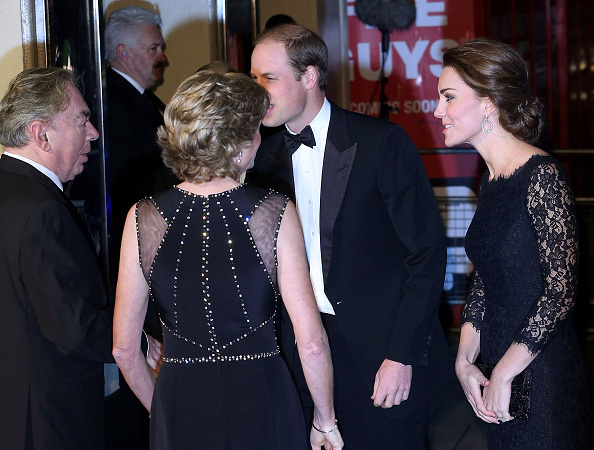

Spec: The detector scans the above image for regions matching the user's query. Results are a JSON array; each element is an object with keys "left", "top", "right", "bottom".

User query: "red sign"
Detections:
[{"left": 347, "top": 0, "right": 481, "bottom": 149}]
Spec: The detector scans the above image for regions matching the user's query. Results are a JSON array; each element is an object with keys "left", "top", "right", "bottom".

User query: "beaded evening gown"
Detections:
[
  {"left": 463, "top": 155, "right": 591, "bottom": 449},
  {"left": 136, "top": 184, "right": 307, "bottom": 449}
]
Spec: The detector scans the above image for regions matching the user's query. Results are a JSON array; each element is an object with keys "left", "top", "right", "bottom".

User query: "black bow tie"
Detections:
[{"left": 283, "top": 126, "right": 316, "bottom": 153}]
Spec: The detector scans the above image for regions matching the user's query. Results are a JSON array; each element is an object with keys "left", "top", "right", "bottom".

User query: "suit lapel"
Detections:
[
  {"left": 107, "top": 68, "right": 164, "bottom": 125},
  {"left": 0, "top": 155, "right": 64, "bottom": 199},
  {"left": 0, "top": 156, "right": 97, "bottom": 252},
  {"left": 319, "top": 104, "right": 357, "bottom": 284}
]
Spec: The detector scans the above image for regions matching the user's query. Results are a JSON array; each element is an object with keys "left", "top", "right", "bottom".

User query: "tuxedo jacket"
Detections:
[
  {"left": 105, "top": 67, "right": 174, "bottom": 209},
  {"left": 0, "top": 156, "right": 113, "bottom": 449},
  {"left": 105, "top": 68, "right": 177, "bottom": 337},
  {"left": 247, "top": 102, "right": 453, "bottom": 417}
]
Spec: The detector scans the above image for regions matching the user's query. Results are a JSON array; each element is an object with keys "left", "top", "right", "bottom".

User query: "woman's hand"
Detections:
[
  {"left": 310, "top": 422, "right": 344, "bottom": 450},
  {"left": 455, "top": 359, "right": 499, "bottom": 424},
  {"left": 145, "top": 333, "right": 163, "bottom": 376},
  {"left": 482, "top": 369, "right": 515, "bottom": 424}
]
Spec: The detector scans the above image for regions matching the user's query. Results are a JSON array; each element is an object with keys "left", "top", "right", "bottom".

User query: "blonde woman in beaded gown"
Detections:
[
  {"left": 113, "top": 66, "right": 343, "bottom": 449},
  {"left": 435, "top": 39, "right": 591, "bottom": 449}
]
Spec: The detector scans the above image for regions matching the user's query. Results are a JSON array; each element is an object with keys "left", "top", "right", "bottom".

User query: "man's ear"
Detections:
[
  {"left": 30, "top": 121, "right": 51, "bottom": 152},
  {"left": 116, "top": 44, "right": 131, "bottom": 61},
  {"left": 303, "top": 65, "right": 318, "bottom": 90}
]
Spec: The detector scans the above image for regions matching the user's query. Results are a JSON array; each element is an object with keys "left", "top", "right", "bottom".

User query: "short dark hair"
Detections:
[
  {"left": 0, "top": 67, "right": 80, "bottom": 148},
  {"left": 158, "top": 68, "right": 270, "bottom": 182},
  {"left": 443, "top": 38, "right": 544, "bottom": 145},
  {"left": 255, "top": 24, "right": 328, "bottom": 91}
]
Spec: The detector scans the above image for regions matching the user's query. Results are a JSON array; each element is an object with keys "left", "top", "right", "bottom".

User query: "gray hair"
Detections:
[
  {"left": 104, "top": 6, "right": 162, "bottom": 63},
  {"left": 0, "top": 68, "right": 80, "bottom": 148}
]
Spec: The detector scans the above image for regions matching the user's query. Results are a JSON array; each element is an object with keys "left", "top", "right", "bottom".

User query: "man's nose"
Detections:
[{"left": 87, "top": 122, "right": 99, "bottom": 141}]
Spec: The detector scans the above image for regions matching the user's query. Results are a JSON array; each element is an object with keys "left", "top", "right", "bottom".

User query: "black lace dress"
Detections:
[
  {"left": 135, "top": 184, "right": 307, "bottom": 449},
  {"left": 463, "top": 155, "right": 591, "bottom": 449}
]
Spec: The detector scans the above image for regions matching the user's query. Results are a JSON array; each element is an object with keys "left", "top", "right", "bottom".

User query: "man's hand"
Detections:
[{"left": 371, "top": 359, "right": 412, "bottom": 408}]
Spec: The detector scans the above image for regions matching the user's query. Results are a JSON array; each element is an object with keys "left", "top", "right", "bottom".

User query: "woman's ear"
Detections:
[{"left": 484, "top": 98, "right": 496, "bottom": 116}]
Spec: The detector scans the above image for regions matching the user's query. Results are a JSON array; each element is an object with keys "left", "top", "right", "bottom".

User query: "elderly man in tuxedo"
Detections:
[
  {"left": 104, "top": 5, "right": 177, "bottom": 288},
  {"left": 0, "top": 67, "right": 113, "bottom": 449},
  {"left": 103, "top": 6, "right": 175, "bottom": 448},
  {"left": 247, "top": 25, "right": 454, "bottom": 448}
]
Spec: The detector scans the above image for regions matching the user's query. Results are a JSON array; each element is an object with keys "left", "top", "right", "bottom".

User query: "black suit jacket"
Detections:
[
  {"left": 0, "top": 156, "right": 113, "bottom": 449},
  {"left": 105, "top": 67, "right": 174, "bottom": 208},
  {"left": 247, "top": 102, "right": 453, "bottom": 417},
  {"left": 105, "top": 68, "right": 177, "bottom": 337}
]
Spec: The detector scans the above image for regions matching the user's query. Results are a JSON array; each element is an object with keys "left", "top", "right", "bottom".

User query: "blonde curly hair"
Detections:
[{"left": 158, "top": 66, "right": 270, "bottom": 182}]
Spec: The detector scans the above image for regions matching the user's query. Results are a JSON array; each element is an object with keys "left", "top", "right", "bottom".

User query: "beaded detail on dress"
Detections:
[{"left": 135, "top": 184, "right": 289, "bottom": 363}]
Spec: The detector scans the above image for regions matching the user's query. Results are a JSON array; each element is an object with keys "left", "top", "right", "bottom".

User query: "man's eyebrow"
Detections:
[{"left": 77, "top": 110, "right": 91, "bottom": 120}]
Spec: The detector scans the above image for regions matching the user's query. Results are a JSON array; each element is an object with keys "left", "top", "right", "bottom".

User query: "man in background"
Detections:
[
  {"left": 104, "top": 6, "right": 174, "bottom": 448},
  {"left": 104, "top": 5, "right": 176, "bottom": 295},
  {"left": 0, "top": 67, "right": 113, "bottom": 449}
]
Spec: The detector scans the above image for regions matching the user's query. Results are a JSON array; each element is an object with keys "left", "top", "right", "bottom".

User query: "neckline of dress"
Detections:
[
  {"left": 486, "top": 153, "right": 550, "bottom": 184},
  {"left": 173, "top": 183, "right": 245, "bottom": 198}
]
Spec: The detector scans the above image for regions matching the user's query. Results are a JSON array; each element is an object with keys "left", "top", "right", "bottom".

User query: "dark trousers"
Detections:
[
  {"left": 293, "top": 313, "right": 428, "bottom": 449},
  {"left": 104, "top": 376, "right": 150, "bottom": 450}
]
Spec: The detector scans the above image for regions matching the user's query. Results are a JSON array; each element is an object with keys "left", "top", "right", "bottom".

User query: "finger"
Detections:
[
  {"left": 480, "top": 413, "right": 499, "bottom": 424},
  {"left": 387, "top": 388, "right": 400, "bottom": 407},
  {"left": 372, "top": 387, "right": 386, "bottom": 407},
  {"left": 476, "top": 373, "right": 489, "bottom": 387},
  {"left": 493, "top": 410, "right": 511, "bottom": 424},
  {"left": 371, "top": 374, "right": 380, "bottom": 401},
  {"left": 482, "top": 412, "right": 500, "bottom": 424},
  {"left": 401, "top": 386, "right": 410, "bottom": 401}
]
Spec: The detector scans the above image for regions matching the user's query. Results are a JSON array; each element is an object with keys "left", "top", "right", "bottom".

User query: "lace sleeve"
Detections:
[
  {"left": 515, "top": 163, "right": 578, "bottom": 355},
  {"left": 461, "top": 270, "right": 485, "bottom": 331},
  {"left": 136, "top": 197, "right": 168, "bottom": 282}
]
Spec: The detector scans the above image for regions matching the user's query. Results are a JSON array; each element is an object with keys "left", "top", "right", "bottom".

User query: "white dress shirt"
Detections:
[
  {"left": 111, "top": 67, "right": 145, "bottom": 95},
  {"left": 288, "top": 98, "right": 335, "bottom": 314}
]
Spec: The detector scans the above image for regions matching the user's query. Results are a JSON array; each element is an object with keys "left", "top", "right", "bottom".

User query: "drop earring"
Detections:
[
  {"left": 237, "top": 151, "right": 242, "bottom": 165},
  {"left": 481, "top": 112, "right": 494, "bottom": 133}
]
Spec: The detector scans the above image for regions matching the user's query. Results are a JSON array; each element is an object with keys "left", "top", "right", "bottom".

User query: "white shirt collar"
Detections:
[
  {"left": 111, "top": 67, "right": 145, "bottom": 95},
  {"left": 3, "top": 151, "right": 63, "bottom": 191}
]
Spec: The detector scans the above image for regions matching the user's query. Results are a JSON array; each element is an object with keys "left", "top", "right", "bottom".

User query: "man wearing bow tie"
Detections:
[{"left": 247, "top": 24, "right": 453, "bottom": 448}]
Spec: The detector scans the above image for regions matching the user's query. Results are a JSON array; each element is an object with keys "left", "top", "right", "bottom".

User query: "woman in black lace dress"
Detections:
[
  {"left": 434, "top": 39, "right": 591, "bottom": 448},
  {"left": 113, "top": 66, "right": 343, "bottom": 449}
]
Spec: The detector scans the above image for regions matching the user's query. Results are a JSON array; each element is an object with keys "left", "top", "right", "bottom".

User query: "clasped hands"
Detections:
[{"left": 456, "top": 360, "right": 514, "bottom": 424}]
